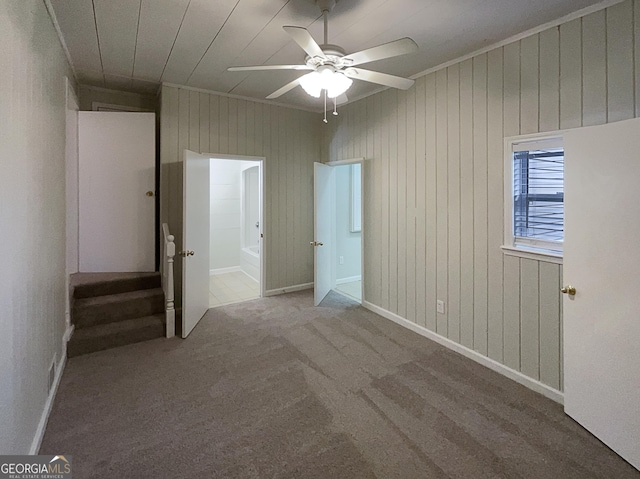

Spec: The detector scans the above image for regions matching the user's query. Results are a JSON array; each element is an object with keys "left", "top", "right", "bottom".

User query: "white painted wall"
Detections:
[
  {"left": 0, "top": 0, "right": 74, "bottom": 453},
  {"left": 210, "top": 159, "right": 242, "bottom": 271},
  {"left": 323, "top": 0, "right": 640, "bottom": 394},
  {"left": 160, "top": 86, "right": 320, "bottom": 305},
  {"left": 335, "top": 165, "right": 361, "bottom": 281},
  {"left": 242, "top": 165, "right": 260, "bottom": 249}
]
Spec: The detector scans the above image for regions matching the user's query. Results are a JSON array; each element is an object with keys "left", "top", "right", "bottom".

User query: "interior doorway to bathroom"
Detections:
[{"left": 209, "top": 157, "right": 263, "bottom": 307}]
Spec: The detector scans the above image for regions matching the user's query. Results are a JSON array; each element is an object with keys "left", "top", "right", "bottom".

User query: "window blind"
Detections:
[{"left": 513, "top": 147, "right": 564, "bottom": 244}]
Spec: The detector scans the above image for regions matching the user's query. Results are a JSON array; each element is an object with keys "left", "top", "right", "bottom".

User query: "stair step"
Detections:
[
  {"left": 73, "top": 272, "right": 161, "bottom": 299},
  {"left": 67, "top": 314, "right": 165, "bottom": 358},
  {"left": 73, "top": 288, "right": 164, "bottom": 329}
]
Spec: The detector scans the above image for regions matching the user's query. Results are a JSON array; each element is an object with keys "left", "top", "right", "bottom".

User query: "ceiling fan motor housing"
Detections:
[{"left": 305, "top": 45, "right": 348, "bottom": 69}]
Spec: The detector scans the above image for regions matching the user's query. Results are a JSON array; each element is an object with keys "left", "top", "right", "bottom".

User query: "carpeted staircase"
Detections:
[{"left": 68, "top": 272, "right": 165, "bottom": 358}]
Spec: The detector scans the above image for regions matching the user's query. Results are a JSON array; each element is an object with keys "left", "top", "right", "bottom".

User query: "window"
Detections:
[{"left": 505, "top": 136, "right": 564, "bottom": 256}]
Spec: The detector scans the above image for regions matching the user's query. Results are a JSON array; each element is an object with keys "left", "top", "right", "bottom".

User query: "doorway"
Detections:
[
  {"left": 313, "top": 160, "right": 363, "bottom": 306},
  {"left": 209, "top": 157, "right": 263, "bottom": 307},
  {"left": 333, "top": 163, "right": 362, "bottom": 302}
]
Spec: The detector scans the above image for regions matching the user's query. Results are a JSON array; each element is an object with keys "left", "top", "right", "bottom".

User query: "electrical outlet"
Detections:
[
  {"left": 436, "top": 300, "right": 445, "bottom": 314},
  {"left": 339, "top": 256, "right": 344, "bottom": 265}
]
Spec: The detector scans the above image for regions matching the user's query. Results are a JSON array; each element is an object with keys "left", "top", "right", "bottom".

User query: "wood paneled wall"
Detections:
[
  {"left": 160, "top": 86, "right": 321, "bottom": 299},
  {"left": 324, "top": 0, "right": 639, "bottom": 392},
  {"left": 1, "top": 0, "right": 74, "bottom": 452}
]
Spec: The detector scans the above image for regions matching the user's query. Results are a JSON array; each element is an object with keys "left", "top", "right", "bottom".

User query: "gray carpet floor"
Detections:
[{"left": 40, "top": 290, "right": 639, "bottom": 479}]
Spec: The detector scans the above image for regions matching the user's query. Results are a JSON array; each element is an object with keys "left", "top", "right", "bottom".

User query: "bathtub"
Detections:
[{"left": 240, "top": 245, "right": 260, "bottom": 282}]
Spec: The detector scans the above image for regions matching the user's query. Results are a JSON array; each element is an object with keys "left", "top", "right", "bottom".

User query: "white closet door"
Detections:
[{"left": 78, "top": 112, "right": 155, "bottom": 272}]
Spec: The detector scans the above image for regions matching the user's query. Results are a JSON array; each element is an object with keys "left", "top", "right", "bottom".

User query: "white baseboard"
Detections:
[
  {"left": 362, "top": 301, "right": 564, "bottom": 404},
  {"left": 264, "top": 282, "right": 314, "bottom": 297},
  {"left": 210, "top": 266, "right": 241, "bottom": 275},
  {"left": 29, "top": 324, "right": 72, "bottom": 454},
  {"left": 336, "top": 275, "right": 362, "bottom": 285}
]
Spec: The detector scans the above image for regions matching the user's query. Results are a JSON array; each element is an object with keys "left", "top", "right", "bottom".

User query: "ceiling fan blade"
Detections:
[
  {"left": 336, "top": 93, "right": 348, "bottom": 105},
  {"left": 266, "top": 78, "right": 302, "bottom": 100},
  {"left": 283, "top": 26, "right": 326, "bottom": 59},
  {"left": 343, "top": 37, "right": 418, "bottom": 66},
  {"left": 228, "top": 64, "right": 313, "bottom": 72},
  {"left": 344, "top": 68, "right": 414, "bottom": 90}
]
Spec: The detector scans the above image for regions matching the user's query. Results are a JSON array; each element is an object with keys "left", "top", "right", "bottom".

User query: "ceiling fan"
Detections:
[{"left": 228, "top": 0, "right": 418, "bottom": 117}]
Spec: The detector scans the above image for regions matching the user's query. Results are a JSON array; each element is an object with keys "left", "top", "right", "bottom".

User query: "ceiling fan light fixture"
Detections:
[{"left": 299, "top": 68, "right": 352, "bottom": 99}]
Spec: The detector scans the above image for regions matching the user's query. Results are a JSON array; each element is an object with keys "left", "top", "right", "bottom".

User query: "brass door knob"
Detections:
[
  {"left": 179, "top": 250, "right": 195, "bottom": 257},
  {"left": 561, "top": 285, "right": 576, "bottom": 295},
  {"left": 146, "top": 191, "right": 154, "bottom": 197},
  {"left": 310, "top": 241, "right": 324, "bottom": 247}
]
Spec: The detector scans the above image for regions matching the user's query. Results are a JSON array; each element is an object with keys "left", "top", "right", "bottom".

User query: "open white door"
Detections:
[
  {"left": 314, "top": 162, "right": 335, "bottom": 305},
  {"left": 182, "top": 151, "right": 210, "bottom": 338},
  {"left": 563, "top": 118, "right": 640, "bottom": 470}
]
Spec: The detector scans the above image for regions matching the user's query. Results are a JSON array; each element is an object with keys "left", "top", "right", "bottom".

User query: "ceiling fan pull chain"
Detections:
[
  {"left": 333, "top": 96, "right": 338, "bottom": 116},
  {"left": 323, "top": 90, "right": 328, "bottom": 123}
]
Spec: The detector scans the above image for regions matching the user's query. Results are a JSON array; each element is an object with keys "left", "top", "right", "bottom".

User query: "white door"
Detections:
[
  {"left": 563, "top": 117, "right": 640, "bottom": 470},
  {"left": 314, "top": 162, "right": 335, "bottom": 305},
  {"left": 182, "top": 151, "right": 211, "bottom": 338},
  {"left": 78, "top": 112, "right": 155, "bottom": 272}
]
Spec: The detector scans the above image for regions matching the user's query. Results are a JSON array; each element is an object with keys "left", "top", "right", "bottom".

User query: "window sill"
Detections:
[{"left": 501, "top": 245, "right": 563, "bottom": 264}]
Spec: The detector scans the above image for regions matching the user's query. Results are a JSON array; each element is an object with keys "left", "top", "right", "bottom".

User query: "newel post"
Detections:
[{"left": 165, "top": 234, "right": 176, "bottom": 338}]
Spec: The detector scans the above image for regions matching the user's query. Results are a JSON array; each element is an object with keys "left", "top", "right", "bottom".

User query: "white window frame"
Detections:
[{"left": 502, "top": 132, "right": 564, "bottom": 264}]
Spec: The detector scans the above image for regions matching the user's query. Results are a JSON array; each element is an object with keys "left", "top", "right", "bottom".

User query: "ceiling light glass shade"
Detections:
[
  {"left": 325, "top": 71, "right": 352, "bottom": 98},
  {"left": 299, "top": 70, "right": 353, "bottom": 99},
  {"left": 299, "top": 72, "right": 322, "bottom": 98}
]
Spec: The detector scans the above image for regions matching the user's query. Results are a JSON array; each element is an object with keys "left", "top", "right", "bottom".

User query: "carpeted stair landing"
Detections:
[{"left": 68, "top": 272, "right": 165, "bottom": 357}]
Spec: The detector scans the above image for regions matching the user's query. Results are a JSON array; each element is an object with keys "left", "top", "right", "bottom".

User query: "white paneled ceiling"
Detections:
[{"left": 50, "top": 0, "right": 612, "bottom": 109}]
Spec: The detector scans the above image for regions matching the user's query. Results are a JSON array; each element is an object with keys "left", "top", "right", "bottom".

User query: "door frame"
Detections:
[
  {"left": 64, "top": 77, "right": 79, "bottom": 336},
  {"left": 207, "top": 153, "right": 267, "bottom": 299},
  {"left": 325, "top": 157, "right": 365, "bottom": 303}
]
